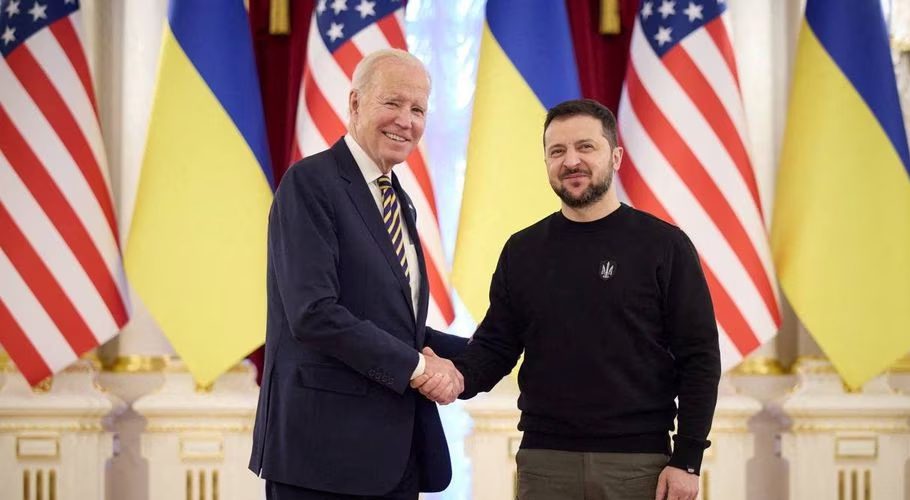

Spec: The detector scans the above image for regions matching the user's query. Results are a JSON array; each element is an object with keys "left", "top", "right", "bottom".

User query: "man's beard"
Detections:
[{"left": 552, "top": 165, "right": 613, "bottom": 208}]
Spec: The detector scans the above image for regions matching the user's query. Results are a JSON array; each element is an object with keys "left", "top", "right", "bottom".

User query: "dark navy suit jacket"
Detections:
[{"left": 249, "top": 139, "right": 468, "bottom": 495}]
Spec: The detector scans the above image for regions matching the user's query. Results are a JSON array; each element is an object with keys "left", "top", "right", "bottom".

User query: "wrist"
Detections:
[{"left": 410, "top": 352, "right": 426, "bottom": 380}]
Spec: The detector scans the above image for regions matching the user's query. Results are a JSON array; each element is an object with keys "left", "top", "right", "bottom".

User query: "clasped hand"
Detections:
[{"left": 409, "top": 347, "right": 463, "bottom": 405}]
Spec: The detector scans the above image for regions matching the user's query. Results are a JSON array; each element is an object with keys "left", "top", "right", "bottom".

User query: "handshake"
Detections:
[{"left": 410, "top": 347, "right": 464, "bottom": 405}]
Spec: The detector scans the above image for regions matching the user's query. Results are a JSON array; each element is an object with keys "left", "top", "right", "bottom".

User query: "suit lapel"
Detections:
[{"left": 331, "top": 140, "right": 415, "bottom": 315}]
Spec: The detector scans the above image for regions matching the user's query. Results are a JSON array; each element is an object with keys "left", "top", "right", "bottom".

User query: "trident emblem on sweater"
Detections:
[{"left": 599, "top": 260, "right": 615, "bottom": 280}]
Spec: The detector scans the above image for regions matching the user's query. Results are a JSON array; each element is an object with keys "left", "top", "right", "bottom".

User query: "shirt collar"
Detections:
[{"left": 345, "top": 134, "right": 394, "bottom": 185}]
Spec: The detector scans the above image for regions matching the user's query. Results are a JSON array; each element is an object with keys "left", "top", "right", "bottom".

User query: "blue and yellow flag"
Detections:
[
  {"left": 126, "top": 0, "right": 273, "bottom": 385},
  {"left": 453, "top": 0, "right": 580, "bottom": 320},
  {"left": 771, "top": 0, "right": 910, "bottom": 388}
]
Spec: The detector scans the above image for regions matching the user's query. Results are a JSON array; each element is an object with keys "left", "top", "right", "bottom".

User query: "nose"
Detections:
[
  {"left": 393, "top": 107, "right": 412, "bottom": 129},
  {"left": 563, "top": 148, "right": 581, "bottom": 167}
]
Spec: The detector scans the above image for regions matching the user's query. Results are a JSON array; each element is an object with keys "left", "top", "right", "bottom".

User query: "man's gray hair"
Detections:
[{"left": 350, "top": 48, "right": 431, "bottom": 94}]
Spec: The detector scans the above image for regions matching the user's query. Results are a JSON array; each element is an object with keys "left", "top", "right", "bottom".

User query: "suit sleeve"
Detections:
[
  {"left": 269, "top": 170, "right": 418, "bottom": 394},
  {"left": 424, "top": 327, "right": 469, "bottom": 359},
  {"left": 664, "top": 230, "right": 721, "bottom": 475},
  {"left": 454, "top": 239, "right": 525, "bottom": 399}
]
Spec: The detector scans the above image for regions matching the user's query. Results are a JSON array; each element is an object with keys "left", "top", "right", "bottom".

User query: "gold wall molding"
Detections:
[
  {"left": 893, "top": 36, "right": 910, "bottom": 53},
  {"left": 889, "top": 353, "right": 910, "bottom": 373},
  {"left": 791, "top": 355, "right": 839, "bottom": 375},
  {"left": 144, "top": 424, "right": 252, "bottom": 433},
  {"left": 732, "top": 356, "right": 787, "bottom": 376},
  {"left": 106, "top": 355, "right": 175, "bottom": 373},
  {"left": 789, "top": 422, "right": 910, "bottom": 433},
  {"left": 0, "top": 423, "right": 104, "bottom": 433}
]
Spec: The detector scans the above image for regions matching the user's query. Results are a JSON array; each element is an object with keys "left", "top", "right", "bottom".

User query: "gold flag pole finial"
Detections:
[
  {"left": 270, "top": 0, "right": 290, "bottom": 35},
  {"left": 600, "top": 0, "right": 621, "bottom": 35}
]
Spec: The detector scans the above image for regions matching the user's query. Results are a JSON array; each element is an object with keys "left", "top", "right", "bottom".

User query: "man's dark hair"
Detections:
[{"left": 543, "top": 99, "right": 618, "bottom": 148}]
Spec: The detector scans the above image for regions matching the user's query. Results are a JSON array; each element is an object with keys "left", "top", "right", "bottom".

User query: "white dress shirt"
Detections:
[{"left": 344, "top": 135, "right": 426, "bottom": 378}]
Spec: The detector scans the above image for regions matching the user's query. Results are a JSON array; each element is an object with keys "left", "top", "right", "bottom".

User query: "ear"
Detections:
[
  {"left": 349, "top": 90, "right": 359, "bottom": 117},
  {"left": 612, "top": 146, "right": 624, "bottom": 171}
]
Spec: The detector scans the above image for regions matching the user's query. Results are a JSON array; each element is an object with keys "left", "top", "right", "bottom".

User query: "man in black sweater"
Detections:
[{"left": 414, "top": 99, "right": 720, "bottom": 500}]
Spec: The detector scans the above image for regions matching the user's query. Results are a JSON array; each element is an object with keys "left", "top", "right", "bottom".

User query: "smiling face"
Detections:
[
  {"left": 544, "top": 114, "right": 622, "bottom": 208},
  {"left": 348, "top": 57, "right": 430, "bottom": 174}
]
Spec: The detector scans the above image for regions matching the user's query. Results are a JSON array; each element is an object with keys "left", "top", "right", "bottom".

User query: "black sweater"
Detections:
[{"left": 455, "top": 204, "right": 721, "bottom": 474}]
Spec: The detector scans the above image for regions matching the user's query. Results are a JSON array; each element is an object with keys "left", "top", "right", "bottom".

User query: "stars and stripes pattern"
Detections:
[
  {"left": 378, "top": 175, "right": 410, "bottom": 278},
  {"left": 0, "top": 0, "right": 129, "bottom": 384},
  {"left": 293, "top": 0, "right": 454, "bottom": 328},
  {"left": 617, "top": 0, "right": 781, "bottom": 369}
]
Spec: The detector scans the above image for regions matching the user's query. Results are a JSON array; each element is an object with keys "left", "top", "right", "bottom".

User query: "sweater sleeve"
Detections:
[
  {"left": 455, "top": 240, "right": 525, "bottom": 399},
  {"left": 664, "top": 230, "right": 721, "bottom": 475}
]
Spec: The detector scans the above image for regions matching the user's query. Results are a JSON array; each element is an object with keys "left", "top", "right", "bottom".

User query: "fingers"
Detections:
[
  {"left": 425, "top": 376, "right": 454, "bottom": 402},
  {"left": 416, "top": 373, "right": 457, "bottom": 404},
  {"left": 410, "top": 373, "right": 430, "bottom": 389},
  {"left": 657, "top": 467, "right": 698, "bottom": 500},
  {"left": 414, "top": 348, "right": 463, "bottom": 404},
  {"left": 416, "top": 373, "right": 445, "bottom": 393},
  {"left": 655, "top": 471, "right": 668, "bottom": 500},
  {"left": 453, "top": 367, "right": 464, "bottom": 394}
]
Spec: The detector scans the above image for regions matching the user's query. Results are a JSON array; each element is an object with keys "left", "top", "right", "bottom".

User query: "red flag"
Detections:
[
  {"left": 567, "top": 0, "right": 640, "bottom": 111},
  {"left": 617, "top": 0, "right": 780, "bottom": 368},
  {"left": 292, "top": 2, "right": 454, "bottom": 327},
  {"left": 0, "top": 0, "right": 129, "bottom": 384}
]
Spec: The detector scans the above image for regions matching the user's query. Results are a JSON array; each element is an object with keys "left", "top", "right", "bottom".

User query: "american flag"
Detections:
[
  {"left": 616, "top": 0, "right": 780, "bottom": 368},
  {"left": 292, "top": 0, "right": 455, "bottom": 328},
  {"left": 0, "top": 0, "right": 129, "bottom": 384}
]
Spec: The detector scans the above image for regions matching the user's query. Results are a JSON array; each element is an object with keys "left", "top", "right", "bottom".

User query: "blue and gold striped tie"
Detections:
[{"left": 378, "top": 175, "right": 410, "bottom": 279}]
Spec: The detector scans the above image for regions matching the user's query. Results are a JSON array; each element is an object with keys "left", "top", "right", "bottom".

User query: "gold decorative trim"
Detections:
[
  {"left": 864, "top": 470, "right": 871, "bottom": 500},
  {"left": 180, "top": 435, "right": 224, "bottom": 461},
  {"left": 838, "top": 469, "right": 845, "bottom": 500},
  {"left": 0, "top": 423, "right": 104, "bottom": 433},
  {"left": 600, "top": 0, "right": 621, "bottom": 34},
  {"left": 16, "top": 435, "right": 59, "bottom": 459},
  {"left": 269, "top": 0, "right": 290, "bottom": 35},
  {"left": 145, "top": 424, "right": 252, "bottom": 433},
  {"left": 892, "top": 36, "right": 910, "bottom": 53},
  {"left": 32, "top": 378, "right": 52, "bottom": 393},
  {"left": 888, "top": 354, "right": 910, "bottom": 373},
  {"left": 228, "top": 362, "right": 255, "bottom": 374},
  {"left": 789, "top": 423, "right": 910, "bottom": 433},
  {"left": 702, "top": 469, "right": 710, "bottom": 500},
  {"left": 835, "top": 436, "right": 877, "bottom": 459},
  {"left": 79, "top": 351, "right": 102, "bottom": 370},
  {"left": 195, "top": 382, "right": 214, "bottom": 393},
  {"left": 0, "top": 352, "right": 9, "bottom": 372},
  {"left": 732, "top": 356, "right": 786, "bottom": 376},
  {"left": 107, "top": 355, "right": 174, "bottom": 373},
  {"left": 468, "top": 418, "right": 521, "bottom": 433},
  {"left": 791, "top": 355, "right": 839, "bottom": 375}
]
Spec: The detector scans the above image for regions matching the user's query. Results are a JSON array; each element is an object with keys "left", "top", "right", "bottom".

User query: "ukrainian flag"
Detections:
[
  {"left": 771, "top": 0, "right": 910, "bottom": 388},
  {"left": 125, "top": 0, "right": 273, "bottom": 385},
  {"left": 453, "top": 0, "right": 580, "bottom": 320}
]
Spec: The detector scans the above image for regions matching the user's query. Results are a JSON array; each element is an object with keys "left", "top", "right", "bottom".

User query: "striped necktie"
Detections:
[{"left": 378, "top": 175, "right": 410, "bottom": 279}]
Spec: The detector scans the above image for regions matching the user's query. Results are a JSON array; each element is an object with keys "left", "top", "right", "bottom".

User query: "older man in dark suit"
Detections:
[{"left": 249, "top": 49, "right": 467, "bottom": 500}]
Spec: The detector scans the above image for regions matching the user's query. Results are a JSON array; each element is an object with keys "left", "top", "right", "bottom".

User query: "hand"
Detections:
[
  {"left": 655, "top": 466, "right": 698, "bottom": 500},
  {"left": 409, "top": 347, "right": 463, "bottom": 404}
]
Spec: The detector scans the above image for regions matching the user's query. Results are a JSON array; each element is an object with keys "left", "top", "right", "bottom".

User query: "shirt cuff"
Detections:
[
  {"left": 410, "top": 352, "right": 426, "bottom": 380},
  {"left": 667, "top": 435, "right": 711, "bottom": 475}
]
